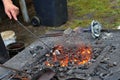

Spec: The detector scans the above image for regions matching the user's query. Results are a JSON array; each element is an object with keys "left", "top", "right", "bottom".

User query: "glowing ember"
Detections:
[{"left": 45, "top": 44, "right": 92, "bottom": 67}]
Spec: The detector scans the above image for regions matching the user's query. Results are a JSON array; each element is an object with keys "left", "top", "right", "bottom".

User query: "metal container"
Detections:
[{"left": 7, "top": 41, "right": 25, "bottom": 58}]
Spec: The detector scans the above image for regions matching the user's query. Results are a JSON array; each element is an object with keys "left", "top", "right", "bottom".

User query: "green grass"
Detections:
[{"left": 59, "top": 0, "right": 120, "bottom": 29}]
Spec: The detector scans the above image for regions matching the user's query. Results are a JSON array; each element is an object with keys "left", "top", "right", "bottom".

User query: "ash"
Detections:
[{"left": 21, "top": 29, "right": 120, "bottom": 80}]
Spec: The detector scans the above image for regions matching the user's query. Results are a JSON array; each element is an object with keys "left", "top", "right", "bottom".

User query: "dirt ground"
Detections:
[
  {"left": 0, "top": 0, "right": 120, "bottom": 47},
  {"left": 0, "top": 0, "right": 64, "bottom": 47}
]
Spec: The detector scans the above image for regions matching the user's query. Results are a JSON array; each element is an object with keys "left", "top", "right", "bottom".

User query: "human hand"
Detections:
[{"left": 2, "top": 0, "right": 19, "bottom": 20}]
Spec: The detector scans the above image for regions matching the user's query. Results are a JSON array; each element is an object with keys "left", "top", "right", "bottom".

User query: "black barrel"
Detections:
[{"left": 33, "top": 0, "right": 68, "bottom": 26}]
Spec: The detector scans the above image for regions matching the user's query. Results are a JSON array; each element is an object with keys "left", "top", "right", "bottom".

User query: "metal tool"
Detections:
[
  {"left": 0, "top": 71, "right": 12, "bottom": 79},
  {"left": 75, "top": 20, "right": 102, "bottom": 38},
  {"left": 16, "top": 20, "right": 51, "bottom": 51},
  {"left": 0, "top": 64, "right": 26, "bottom": 79},
  {"left": 0, "top": 64, "right": 25, "bottom": 73},
  {"left": 0, "top": 64, "right": 29, "bottom": 80},
  {"left": 90, "top": 20, "right": 102, "bottom": 38}
]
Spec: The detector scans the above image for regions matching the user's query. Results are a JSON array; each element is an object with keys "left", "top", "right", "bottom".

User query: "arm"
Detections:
[{"left": 2, "top": 0, "right": 19, "bottom": 20}]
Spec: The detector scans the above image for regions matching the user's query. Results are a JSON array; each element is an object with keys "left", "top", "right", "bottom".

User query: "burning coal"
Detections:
[{"left": 45, "top": 44, "right": 92, "bottom": 67}]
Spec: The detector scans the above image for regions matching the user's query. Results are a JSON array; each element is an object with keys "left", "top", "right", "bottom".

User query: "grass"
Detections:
[{"left": 57, "top": 0, "right": 120, "bottom": 29}]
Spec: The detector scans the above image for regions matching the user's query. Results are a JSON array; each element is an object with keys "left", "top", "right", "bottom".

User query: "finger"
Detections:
[
  {"left": 11, "top": 10, "right": 18, "bottom": 20},
  {"left": 5, "top": 10, "right": 12, "bottom": 19},
  {"left": 13, "top": 13, "right": 18, "bottom": 21},
  {"left": 14, "top": 7, "right": 19, "bottom": 20}
]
